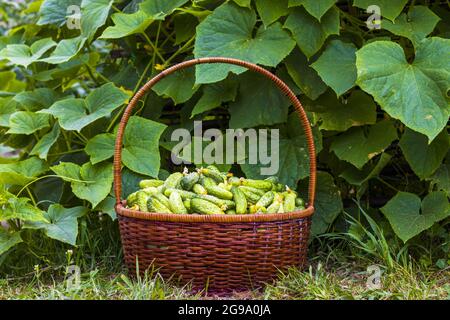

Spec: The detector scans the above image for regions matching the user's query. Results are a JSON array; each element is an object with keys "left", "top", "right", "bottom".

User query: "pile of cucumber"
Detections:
[{"left": 126, "top": 166, "right": 306, "bottom": 215}]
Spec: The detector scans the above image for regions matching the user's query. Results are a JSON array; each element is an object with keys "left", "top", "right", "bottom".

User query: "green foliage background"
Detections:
[{"left": 0, "top": 0, "right": 449, "bottom": 272}]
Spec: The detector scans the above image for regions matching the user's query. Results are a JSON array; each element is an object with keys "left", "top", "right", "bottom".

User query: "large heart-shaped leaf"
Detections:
[
  {"left": 288, "top": 0, "right": 337, "bottom": 21},
  {"left": 85, "top": 133, "right": 115, "bottom": 164},
  {"left": 153, "top": 66, "right": 199, "bottom": 104},
  {"left": 299, "top": 171, "right": 343, "bottom": 235},
  {"left": 13, "top": 88, "right": 58, "bottom": 111},
  {"left": 40, "top": 36, "right": 87, "bottom": 64},
  {"left": 7, "top": 111, "right": 50, "bottom": 135},
  {"left": 81, "top": 0, "right": 114, "bottom": 40},
  {"left": 122, "top": 116, "right": 167, "bottom": 177},
  {"left": 284, "top": 6, "right": 340, "bottom": 59},
  {"left": 194, "top": 2, "right": 295, "bottom": 84},
  {"left": 255, "top": 0, "right": 289, "bottom": 26},
  {"left": 353, "top": 0, "right": 408, "bottom": 21},
  {"left": 340, "top": 152, "right": 392, "bottom": 186},
  {"left": 429, "top": 161, "right": 450, "bottom": 197},
  {"left": 330, "top": 120, "right": 398, "bottom": 169},
  {"left": 356, "top": 38, "right": 449, "bottom": 142},
  {"left": 0, "top": 229, "right": 22, "bottom": 256},
  {"left": 399, "top": 128, "right": 449, "bottom": 180},
  {"left": 383, "top": 6, "right": 440, "bottom": 47},
  {"left": 0, "top": 190, "right": 48, "bottom": 223},
  {"left": 24, "top": 204, "right": 88, "bottom": 245},
  {"left": 0, "top": 157, "right": 48, "bottom": 185},
  {"left": 37, "top": 0, "right": 82, "bottom": 26},
  {"left": 0, "top": 38, "right": 56, "bottom": 68},
  {"left": 228, "top": 72, "right": 291, "bottom": 128},
  {"left": 100, "top": 10, "right": 152, "bottom": 39},
  {"left": 139, "top": 0, "right": 189, "bottom": 18},
  {"left": 284, "top": 48, "right": 327, "bottom": 100},
  {"left": 311, "top": 40, "right": 357, "bottom": 96},
  {"left": 30, "top": 125, "right": 61, "bottom": 160},
  {"left": 241, "top": 113, "right": 322, "bottom": 187},
  {"left": 41, "top": 83, "right": 130, "bottom": 132},
  {"left": 309, "top": 90, "right": 377, "bottom": 132},
  {"left": 381, "top": 191, "right": 450, "bottom": 242}
]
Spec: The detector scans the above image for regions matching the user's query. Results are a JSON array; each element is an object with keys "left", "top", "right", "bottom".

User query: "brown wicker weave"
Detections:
[{"left": 114, "top": 57, "right": 316, "bottom": 294}]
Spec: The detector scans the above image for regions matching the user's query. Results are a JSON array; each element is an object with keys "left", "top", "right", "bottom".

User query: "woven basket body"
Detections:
[{"left": 114, "top": 58, "right": 317, "bottom": 293}]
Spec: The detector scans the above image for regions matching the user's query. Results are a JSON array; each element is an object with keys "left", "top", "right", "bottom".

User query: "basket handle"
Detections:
[{"left": 113, "top": 57, "right": 317, "bottom": 210}]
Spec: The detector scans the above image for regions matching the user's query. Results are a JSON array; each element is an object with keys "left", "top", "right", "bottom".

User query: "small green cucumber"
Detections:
[
  {"left": 192, "top": 183, "right": 207, "bottom": 195},
  {"left": 194, "top": 194, "right": 234, "bottom": 209},
  {"left": 147, "top": 197, "right": 172, "bottom": 213},
  {"left": 295, "top": 197, "right": 305, "bottom": 207},
  {"left": 277, "top": 202, "right": 285, "bottom": 213},
  {"left": 266, "top": 199, "right": 281, "bottom": 213},
  {"left": 164, "top": 172, "right": 183, "bottom": 189},
  {"left": 225, "top": 209, "right": 236, "bottom": 215},
  {"left": 238, "top": 186, "right": 262, "bottom": 204},
  {"left": 294, "top": 206, "right": 306, "bottom": 211},
  {"left": 191, "top": 198, "right": 225, "bottom": 215},
  {"left": 241, "top": 178, "right": 273, "bottom": 191},
  {"left": 168, "top": 191, "right": 188, "bottom": 214},
  {"left": 139, "top": 179, "right": 164, "bottom": 189},
  {"left": 183, "top": 199, "right": 191, "bottom": 212},
  {"left": 200, "top": 167, "right": 224, "bottom": 183},
  {"left": 164, "top": 188, "right": 196, "bottom": 199},
  {"left": 126, "top": 191, "right": 139, "bottom": 206},
  {"left": 264, "top": 176, "right": 279, "bottom": 184},
  {"left": 141, "top": 187, "right": 158, "bottom": 196},
  {"left": 228, "top": 176, "right": 241, "bottom": 186},
  {"left": 153, "top": 192, "right": 171, "bottom": 208},
  {"left": 203, "top": 177, "right": 233, "bottom": 200},
  {"left": 238, "top": 186, "right": 266, "bottom": 197},
  {"left": 256, "top": 191, "right": 275, "bottom": 208},
  {"left": 283, "top": 192, "right": 297, "bottom": 212},
  {"left": 180, "top": 172, "right": 200, "bottom": 190},
  {"left": 136, "top": 191, "right": 149, "bottom": 211},
  {"left": 231, "top": 186, "right": 247, "bottom": 214}
]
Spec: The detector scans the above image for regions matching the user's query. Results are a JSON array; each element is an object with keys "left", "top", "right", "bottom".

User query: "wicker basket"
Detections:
[{"left": 113, "top": 57, "right": 317, "bottom": 294}]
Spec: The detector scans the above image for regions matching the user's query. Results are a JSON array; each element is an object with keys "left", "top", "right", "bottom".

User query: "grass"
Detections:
[{"left": 1, "top": 207, "right": 449, "bottom": 300}]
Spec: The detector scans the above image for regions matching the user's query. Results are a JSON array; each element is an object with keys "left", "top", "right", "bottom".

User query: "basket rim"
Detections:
[{"left": 116, "top": 201, "right": 314, "bottom": 223}]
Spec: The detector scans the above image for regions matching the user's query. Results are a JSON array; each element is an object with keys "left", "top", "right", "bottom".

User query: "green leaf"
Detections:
[
  {"left": 38, "top": 0, "right": 82, "bottom": 26},
  {"left": 0, "top": 38, "right": 56, "bottom": 67},
  {"left": 330, "top": 120, "right": 398, "bottom": 169},
  {"left": 241, "top": 113, "right": 322, "bottom": 187},
  {"left": 14, "top": 88, "right": 58, "bottom": 111},
  {"left": 429, "top": 162, "right": 450, "bottom": 196},
  {"left": 173, "top": 13, "right": 198, "bottom": 45},
  {"left": 0, "top": 71, "right": 26, "bottom": 93},
  {"left": 81, "top": 0, "right": 113, "bottom": 40},
  {"left": 284, "top": 6, "right": 340, "bottom": 59},
  {"left": 311, "top": 90, "right": 377, "bottom": 132},
  {"left": 311, "top": 40, "right": 357, "bottom": 96},
  {"left": 229, "top": 72, "right": 291, "bottom": 128},
  {"left": 353, "top": 0, "right": 408, "bottom": 21},
  {"left": 7, "top": 111, "right": 50, "bottom": 135},
  {"left": 140, "top": 0, "right": 189, "bottom": 19},
  {"left": 40, "top": 36, "right": 87, "bottom": 64},
  {"left": 381, "top": 191, "right": 450, "bottom": 242},
  {"left": 0, "top": 98, "right": 17, "bottom": 127},
  {"left": 383, "top": 6, "right": 440, "bottom": 47},
  {"left": 356, "top": 38, "right": 450, "bottom": 142},
  {"left": 0, "top": 229, "right": 22, "bottom": 256},
  {"left": 41, "top": 83, "right": 130, "bottom": 132},
  {"left": 340, "top": 152, "right": 392, "bottom": 186},
  {"left": 194, "top": 2, "right": 295, "bottom": 84},
  {"left": 255, "top": 0, "right": 289, "bottom": 26},
  {"left": 30, "top": 125, "right": 61, "bottom": 160},
  {"left": 399, "top": 129, "right": 449, "bottom": 180},
  {"left": 191, "top": 77, "right": 238, "bottom": 117},
  {"left": 299, "top": 171, "right": 343, "bottom": 235},
  {"left": 85, "top": 133, "right": 115, "bottom": 164},
  {"left": 122, "top": 116, "right": 167, "bottom": 177},
  {"left": 25, "top": 204, "right": 88, "bottom": 245},
  {"left": 71, "top": 162, "right": 113, "bottom": 207},
  {"left": 95, "top": 196, "right": 116, "bottom": 220},
  {"left": 288, "top": 0, "right": 337, "bottom": 21},
  {"left": 100, "top": 10, "right": 153, "bottom": 39},
  {"left": 233, "top": 0, "right": 251, "bottom": 7},
  {"left": 284, "top": 48, "right": 327, "bottom": 100},
  {"left": 0, "top": 191, "right": 47, "bottom": 223},
  {"left": 153, "top": 66, "right": 199, "bottom": 104},
  {"left": 0, "top": 157, "right": 48, "bottom": 185},
  {"left": 51, "top": 162, "right": 82, "bottom": 181}
]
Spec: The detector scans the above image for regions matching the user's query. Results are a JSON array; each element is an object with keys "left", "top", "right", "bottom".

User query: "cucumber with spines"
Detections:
[
  {"left": 164, "top": 188, "right": 196, "bottom": 199},
  {"left": 225, "top": 209, "right": 236, "bottom": 215},
  {"left": 149, "top": 197, "right": 172, "bottom": 213},
  {"left": 241, "top": 178, "right": 273, "bottom": 191},
  {"left": 200, "top": 167, "right": 224, "bottom": 183},
  {"left": 191, "top": 198, "right": 225, "bottom": 215},
  {"left": 139, "top": 179, "right": 164, "bottom": 188},
  {"left": 256, "top": 191, "right": 275, "bottom": 208},
  {"left": 283, "top": 192, "right": 297, "bottom": 212},
  {"left": 231, "top": 186, "right": 247, "bottom": 214},
  {"left": 164, "top": 172, "right": 183, "bottom": 189},
  {"left": 266, "top": 199, "right": 281, "bottom": 213},
  {"left": 239, "top": 185, "right": 265, "bottom": 197},
  {"left": 295, "top": 197, "right": 305, "bottom": 207},
  {"left": 238, "top": 186, "right": 262, "bottom": 204},
  {"left": 192, "top": 183, "right": 207, "bottom": 195},
  {"left": 203, "top": 177, "right": 233, "bottom": 200},
  {"left": 136, "top": 191, "right": 149, "bottom": 211},
  {"left": 168, "top": 191, "right": 188, "bottom": 214},
  {"left": 153, "top": 193, "right": 171, "bottom": 208},
  {"left": 180, "top": 172, "right": 200, "bottom": 190}
]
